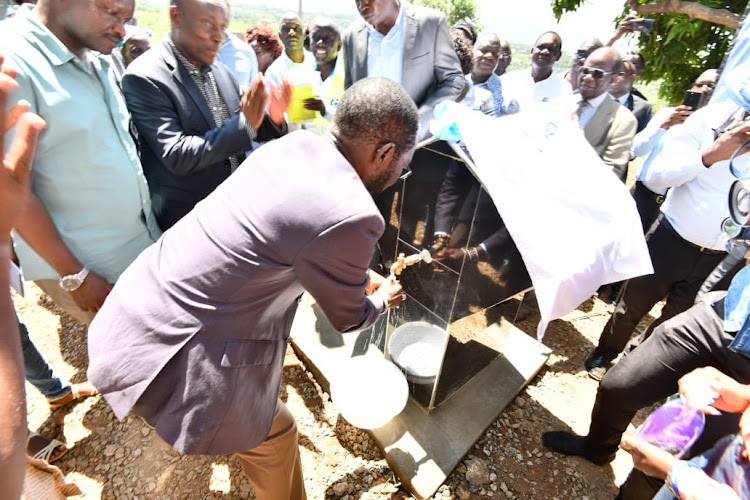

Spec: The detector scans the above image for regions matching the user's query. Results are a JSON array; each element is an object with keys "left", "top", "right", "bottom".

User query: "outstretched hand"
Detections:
[
  {"left": 0, "top": 55, "right": 46, "bottom": 238},
  {"left": 371, "top": 274, "right": 404, "bottom": 310}
]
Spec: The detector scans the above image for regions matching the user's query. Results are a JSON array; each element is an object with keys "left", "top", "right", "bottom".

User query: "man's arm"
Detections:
[
  {"left": 420, "top": 12, "right": 464, "bottom": 110},
  {"left": 4, "top": 57, "right": 112, "bottom": 312},
  {"left": 294, "top": 213, "right": 401, "bottom": 333},
  {"left": 0, "top": 61, "right": 45, "bottom": 500},
  {"left": 121, "top": 72, "right": 257, "bottom": 177},
  {"left": 602, "top": 110, "right": 637, "bottom": 181},
  {"left": 648, "top": 105, "right": 750, "bottom": 189},
  {"left": 14, "top": 195, "right": 113, "bottom": 311},
  {"left": 631, "top": 107, "right": 692, "bottom": 158}
]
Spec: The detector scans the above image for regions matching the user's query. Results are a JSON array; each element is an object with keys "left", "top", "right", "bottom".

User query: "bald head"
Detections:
[
  {"left": 333, "top": 78, "right": 418, "bottom": 157},
  {"left": 471, "top": 33, "right": 501, "bottom": 82},
  {"left": 695, "top": 69, "right": 719, "bottom": 86},
  {"left": 169, "top": 0, "right": 229, "bottom": 68},
  {"left": 495, "top": 39, "right": 512, "bottom": 76},
  {"left": 609, "top": 60, "right": 637, "bottom": 98},
  {"left": 331, "top": 78, "right": 419, "bottom": 196},
  {"left": 579, "top": 47, "right": 622, "bottom": 100},
  {"left": 690, "top": 69, "right": 719, "bottom": 97},
  {"left": 476, "top": 32, "right": 500, "bottom": 47}
]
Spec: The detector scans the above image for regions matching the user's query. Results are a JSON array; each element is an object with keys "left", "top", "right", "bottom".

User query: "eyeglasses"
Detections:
[
  {"left": 399, "top": 165, "right": 412, "bottom": 180},
  {"left": 579, "top": 66, "right": 613, "bottom": 79}
]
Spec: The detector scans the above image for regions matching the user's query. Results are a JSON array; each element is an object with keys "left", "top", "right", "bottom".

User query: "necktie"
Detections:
[{"left": 574, "top": 99, "right": 589, "bottom": 125}]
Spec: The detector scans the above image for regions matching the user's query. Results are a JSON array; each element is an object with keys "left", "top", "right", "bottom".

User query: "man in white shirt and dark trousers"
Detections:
[
  {"left": 583, "top": 87, "right": 750, "bottom": 381},
  {"left": 630, "top": 69, "right": 718, "bottom": 232}
]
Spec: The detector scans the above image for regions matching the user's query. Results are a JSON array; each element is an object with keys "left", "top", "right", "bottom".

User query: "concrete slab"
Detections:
[{"left": 290, "top": 295, "right": 550, "bottom": 500}]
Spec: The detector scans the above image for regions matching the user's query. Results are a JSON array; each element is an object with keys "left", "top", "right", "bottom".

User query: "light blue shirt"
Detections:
[
  {"left": 1, "top": 10, "right": 161, "bottom": 283},
  {"left": 217, "top": 32, "right": 258, "bottom": 90},
  {"left": 366, "top": 4, "right": 404, "bottom": 85},
  {"left": 469, "top": 73, "right": 519, "bottom": 117},
  {"left": 725, "top": 264, "right": 750, "bottom": 359}
]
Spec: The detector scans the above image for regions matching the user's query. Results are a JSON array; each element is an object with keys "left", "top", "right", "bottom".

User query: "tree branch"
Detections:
[{"left": 629, "top": 0, "right": 740, "bottom": 29}]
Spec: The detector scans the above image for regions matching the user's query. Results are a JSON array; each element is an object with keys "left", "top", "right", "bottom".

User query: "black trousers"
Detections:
[
  {"left": 595, "top": 217, "right": 726, "bottom": 358},
  {"left": 585, "top": 293, "right": 750, "bottom": 499},
  {"left": 630, "top": 181, "right": 664, "bottom": 234}
]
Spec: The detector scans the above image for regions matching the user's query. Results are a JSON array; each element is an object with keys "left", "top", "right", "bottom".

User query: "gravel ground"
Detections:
[{"left": 15, "top": 283, "right": 664, "bottom": 499}]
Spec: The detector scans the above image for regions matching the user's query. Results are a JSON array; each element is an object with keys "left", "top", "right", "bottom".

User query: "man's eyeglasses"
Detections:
[{"left": 579, "top": 66, "right": 613, "bottom": 79}]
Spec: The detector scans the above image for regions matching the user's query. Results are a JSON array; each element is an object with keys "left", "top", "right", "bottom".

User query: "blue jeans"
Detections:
[{"left": 19, "top": 314, "right": 71, "bottom": 400}]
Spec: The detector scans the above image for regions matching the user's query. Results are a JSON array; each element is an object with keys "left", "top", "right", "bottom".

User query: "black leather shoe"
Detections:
[{"left": 542, "top": 431, "right": 615, "bottom": 466}]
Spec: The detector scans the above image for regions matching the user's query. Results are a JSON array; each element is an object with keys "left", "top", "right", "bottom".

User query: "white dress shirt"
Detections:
[
  {"left": 631, "top": 107, "right": 677, "bottom": 195},
  {"left": 264, "top": 49, "right": 313, "bottom": 87},
  {"left": 502, "top": 68, "right": 572, "bottom": 110},
  {"left": 366, "top": 3, "right": 405, "bottom": 85},
  {"left": 575, "top": 91, "right": 608, "bottom": 129},
  {"left": 649, "top": 101, "right": 749, "bottom": 250}
]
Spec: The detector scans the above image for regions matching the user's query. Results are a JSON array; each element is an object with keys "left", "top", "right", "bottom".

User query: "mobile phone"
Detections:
[
  {"left": 630, "top": 18, "right": 655, "bottom": 33},
  {"left": 683, "top": 90, "right": 708, "bottom": 110}
]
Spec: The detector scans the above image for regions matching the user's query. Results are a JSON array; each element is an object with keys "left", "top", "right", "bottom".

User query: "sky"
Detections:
[
  {"left": 237, "top": 0, "right": 638, "bottom": 53},
  {"left": 477, "top": 0, "right": 633, "bottom": 50}
]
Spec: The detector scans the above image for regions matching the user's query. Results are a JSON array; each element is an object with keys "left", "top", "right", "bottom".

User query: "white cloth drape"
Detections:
[{"left": 450, "top": 102, "right": 653, "bottom": 341}]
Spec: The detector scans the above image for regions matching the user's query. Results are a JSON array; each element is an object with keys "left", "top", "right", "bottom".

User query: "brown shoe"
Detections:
[{"left": 47, "top": 381, "right": 99, "bottom": 409}]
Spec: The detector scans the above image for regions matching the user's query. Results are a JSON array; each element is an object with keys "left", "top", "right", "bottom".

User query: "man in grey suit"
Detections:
[
  {"left": 575, "top": 47, "right": 637, "bottom": 182},
  {"left": 122, "top": 0, "right": 290, "bottom": 231},
  {"left": 343, "top": 0, "right": 464, "bottom": 141},
  {"left": 87, "top": 78, "right": 416, "bottom": 500}
]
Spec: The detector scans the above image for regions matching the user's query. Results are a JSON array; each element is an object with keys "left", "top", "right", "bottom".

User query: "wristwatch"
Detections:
[{"left": 59, "top": 267, "right": 90, "bottom": 292}]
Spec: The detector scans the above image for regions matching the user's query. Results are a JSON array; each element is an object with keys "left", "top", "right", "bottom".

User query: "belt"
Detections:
[
  {"left": 660, "top": 217, "right": 727, "bottom": 255},
  {"left": 635, "top": 181, "right": 666, "bottom": 204}
]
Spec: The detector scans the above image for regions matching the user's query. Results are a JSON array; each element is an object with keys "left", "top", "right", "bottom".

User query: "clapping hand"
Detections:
[
  {"left": 240, "top": 74, "right": 269, "bottom": 131},
  {"left": 268, "top": 78, "right": 292, "bottom": 126}
]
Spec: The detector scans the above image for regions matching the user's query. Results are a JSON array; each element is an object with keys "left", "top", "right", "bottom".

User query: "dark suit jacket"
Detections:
[
  {"left": 122, "top": 40, "right": 284, "bottom": 230},
  {"left": 626, "top": 92, "right": 653, "bottom": 133},
  {"left": 87, "top": 132, "right": 385, "bottom": 455},
  {"left": 342, "top": 2, "right": 464, "bottom": 140},
  {"left": 584, "top": 95, "right": 638, "bottom": 182}
]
